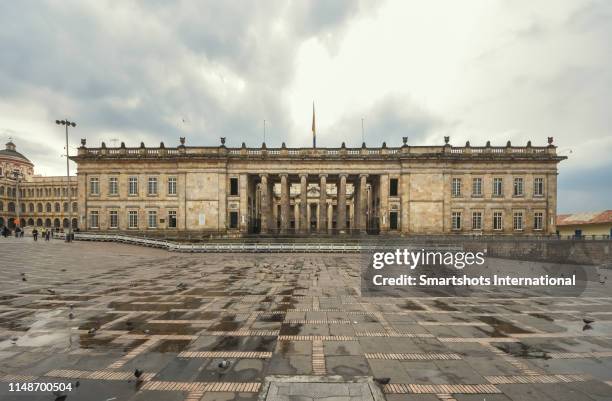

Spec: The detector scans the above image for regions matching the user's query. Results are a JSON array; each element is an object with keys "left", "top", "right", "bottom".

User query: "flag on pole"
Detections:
[{"left": 312, "top": 102, "right": 316, "bottom": 148}]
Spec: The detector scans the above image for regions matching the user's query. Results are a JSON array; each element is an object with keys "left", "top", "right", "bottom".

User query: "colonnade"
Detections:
[{"left": 245, "top": 173, "right": 384, "bottom": 235}]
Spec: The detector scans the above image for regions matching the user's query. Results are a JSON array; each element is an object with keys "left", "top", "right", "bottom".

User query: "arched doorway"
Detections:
[
  {"left": 72, "top": 218, "right": 78, "bottom": 229},
  {"left": 45, "top": 218, "right": 51, "bottom": 227},
  {"left": 27, "top": 218, "right": 34, "bottom": 226},
  {"left": 36, "top": 218, "right": 43, "bottom": 226},
  {"left": 0, "top": 217, "right": 4, "bottom": 227},
  {"left": 53, "top": 218, "right": 60, "bottom": 228},
  {"left": 63, "top": 218, "right": 69, "bottom": 228},
  {"left": 8, "top": 218, "right": 15, "bottom": 229}
]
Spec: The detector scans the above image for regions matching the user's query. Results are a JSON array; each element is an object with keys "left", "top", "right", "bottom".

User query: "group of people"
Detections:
[
  {"left": 31, "top": 227, "right": 53, "bottom": 241},
  {"left": 1, "top": 226, "right": 54, "bottom": 241}
]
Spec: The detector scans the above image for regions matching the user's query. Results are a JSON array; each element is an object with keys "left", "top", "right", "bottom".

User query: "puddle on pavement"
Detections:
[
  {"left": 476, "top": 316, "right": 533, "bottom": 335},
  {"left": 433, "top": 300, "right": 458, "bottom": 311},
  {"left": 150, "top": 339, "right": 190, "bottom": 353},
  {"left": 495, "top": 342, "right": 553, "bottom": 359},
  {"left": 529, "top": 313, "right": 554, "bottom": 322},
  {"left": 142, "top": 323, "right": 201, "bottom": 335},
  {"left": 399, "top": 300, "right": 425, "bottom": 311},
  {"left": 279, "top": 323, "right": 303, "bottom": 335},
  {"left": 258, "top": 314, "right": 285, "bottom": 323},
  {"left": 78, "top": 313, "right": 125, "bottom": 330},
  {"left": 207, "top": 315, "right": 243, "bottom": 331}
]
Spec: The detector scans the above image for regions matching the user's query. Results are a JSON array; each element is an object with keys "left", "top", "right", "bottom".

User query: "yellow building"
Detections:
[{"left": 557, "top": 210, "right": 612, "bottom": 238}]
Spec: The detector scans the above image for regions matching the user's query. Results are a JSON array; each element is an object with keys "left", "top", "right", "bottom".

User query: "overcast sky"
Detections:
[{"left": 0, "top": 0, "right": 610, "bottom": 213}]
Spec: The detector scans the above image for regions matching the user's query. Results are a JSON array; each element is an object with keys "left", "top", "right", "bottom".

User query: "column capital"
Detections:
[
  {"left": 299, "top": 173, "right": 308, "bottom": 179},
  {"left": 319, "top": 173, "right": 328, "bottom": 179},
  {"left": 339, "top": 173, "right": 348, "bottom": 179},
  {"left": 279, "top": 173, "right": 288, "bottom": 178},
  {"left": 359, "top": 173, "right": 369, "bottom": 179},
  {"left": 259, "top": 173, "right": 269, "bottom": 179}
]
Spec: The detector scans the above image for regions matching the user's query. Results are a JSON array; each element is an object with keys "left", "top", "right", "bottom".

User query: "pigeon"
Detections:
[
  {"left": 583, "top": 318, "right": 595, "bottom": 325},
  {"left": 68, "top": 312, "right": 74, "bottom": 320},
  {"left": 218, "top": 360, "right": 230, "bottom": 369},
  {"left": 87, "top": 327, "right": 97, "bottom": 335},
  {"left": 21, "top": 277, "right": 27, "bottom": 282},
  {"left": 583, "top": 324, "right": 593, "bottom": 331},
  {"left": 134, "top": 368, "right": 144, "bottom": 381},
  {"left": 47, "top": 289, "right": 56, "bottom": 295},
  {"left": 374, "top": 377, "right": 390, "bottom": 386}
]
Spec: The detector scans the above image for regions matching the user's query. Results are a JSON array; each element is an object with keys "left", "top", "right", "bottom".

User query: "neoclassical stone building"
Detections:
[
  {"left": 71, "top": 136, "right": 566, "bottom": 236},
  {"left": 0, "top": 141, "right": 78, "bottom": 230}
]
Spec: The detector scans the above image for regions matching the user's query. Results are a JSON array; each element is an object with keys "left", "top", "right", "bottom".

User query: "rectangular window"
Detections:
[
  {"left": 534, "top": 212, "right": 543, "bottom": 230},
  {"left": 493, "top": 178, "right": 503, "bottom": 197},
  {"left": 229, "top": 211, "right": 239, "bottom": 229},
  {"left": 513, "top": 177, "right": 524, "bottom": 196},
  {"left": 89, "top": 211, "right": 99, "bottom": 228},
  {"left": 168, "top": 177, "right": 177, "bottom": 195},
  {"left": 89, "top": 177, "right": 99, "bottom": 195},
  {"left": 472, "top": 211, "right": 482, "bottom": 230},
  {"left": 229, "top": 177, "right": 239, "bottom": 196},
  {"left": 493, "top": 211, "right": 503, "bottom": 230},
  {"left": 148, "top": 210, "right": 157, "bottom": 228},
  {"left": 513, "top": 211, "right": 524, "bottom": 230},
  {"left": 389, "top": 211, "right": 398, "bottom": 230},
  {"left": 109, "top": 177, "right": 118, "bottom": 195},
  {"left": 452, "top": 212, "right": 462, "bottom": 230},
  {"left": 109, "top": 211, "right": 118, "bottom": 229},
  {"left": 472, "top": 178, "right": 482, "bottom": 197},
  {"left": 148, "top": 177, "right": 158, "bottom": 196},
  {"left": 534, "top": 177, "right": 544, "bottom": 196},
  {"left": 128, "top": 177, "right": 138, "bottom": 196},
  {"left": 168, "top": 211, "right": 177, "bottom": 228},
  {"left": 451, "top": 178, "right": 462, "bottom": 197},
  {"left": 389, "top": 178, "right": 399, "bottom": 196},
  {"left": 128, "top": 211, "right": 138, "bottom": 229}
]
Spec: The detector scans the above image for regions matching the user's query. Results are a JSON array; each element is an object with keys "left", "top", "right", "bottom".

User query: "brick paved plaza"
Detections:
[{"left": 1, "top": 238, "right": 612, "bottom": 401}]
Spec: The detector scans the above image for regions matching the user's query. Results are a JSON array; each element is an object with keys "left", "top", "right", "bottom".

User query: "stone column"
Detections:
[
  {"left": 280, "top": 174, "right": 289, "bottom": 234},
  {"left": 260, "top": 174, "right": 270, "bottom": 234},
  {"left": 239, "top": 174, "right": 249, "bottom": 233},
  {"left": 299, "top": 174, "right": 308, "bottom": 233},
  {"left": 318, "top": 174, "right": 327, "bottom": 233},
  {"left": 379, "top": 174, "right": 389, "bottom": 232},
  {"left": 337, "top": 174, "right": 347, "bottom": 233},
  {"left": 359, "top": 174, "right": 368, "bottom": 233}
]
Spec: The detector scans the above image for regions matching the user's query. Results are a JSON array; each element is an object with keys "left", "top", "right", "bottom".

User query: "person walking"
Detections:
[{"left": 32, "top": 228, "right": 38, "bottom": 241}]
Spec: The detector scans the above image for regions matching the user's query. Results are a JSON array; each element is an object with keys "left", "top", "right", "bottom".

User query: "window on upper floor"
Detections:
[
  {"left": 472, "top": 178, "right": 482, "bottom": 197},
  {"left": 168, "top": 177, "right": 177, "bottom": 195},
  {"left": 230, "top": 177, "right": 239, "bottom": 196},
  {"left": 513, "top": 177, "right": 524, "bottom": 197},
  {"left": 389, "top": 178, "right": 399, "bottom": 196},
  {"left": 451, "top": 178, "right": 462, "bottom": 197},
  {"left": 128, "top": 177, "right": 138, "bottom": 196},
  {"left": 89, "top": 177, "right": 99, "bottom": 195},
  {"left": 148, "top": 177, "right": 158, "bottom": 196},
  {"left": 493, "top": 178, "right": 503, "bottom": 197},
  {"left": 109, "top": 177, "right": 118, "bottom": 195},
  {"left": 534, "top": 177, "right": 544, "bottom": 197}
]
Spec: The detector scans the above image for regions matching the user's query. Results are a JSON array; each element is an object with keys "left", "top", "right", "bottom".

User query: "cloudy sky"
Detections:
[{"left": 0, "top": 0, "right": 610, "bottom": 212}]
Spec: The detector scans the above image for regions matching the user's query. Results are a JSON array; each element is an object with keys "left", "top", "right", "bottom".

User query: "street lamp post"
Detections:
[
  {"left": 56, "top": 119, "right": 76, "bottom": 242},
  {"left": 12, "top": 170, "right": 23, "bottom": 231}
]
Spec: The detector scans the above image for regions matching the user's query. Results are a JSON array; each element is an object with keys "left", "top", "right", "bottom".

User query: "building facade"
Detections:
[
  {"left": 71, "top": 136, "right": 565, "bottom": 236},
  {"left": 0, "top": 141, "right": 78, "bottom": 230},
  {"left": 557, "top": 210, "right": 612, "bottom": 238}
]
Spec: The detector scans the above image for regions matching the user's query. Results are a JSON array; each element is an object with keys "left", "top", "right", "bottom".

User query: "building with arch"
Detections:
[{"left": 0, "top": 141, "right": 78, "bottom": 229}]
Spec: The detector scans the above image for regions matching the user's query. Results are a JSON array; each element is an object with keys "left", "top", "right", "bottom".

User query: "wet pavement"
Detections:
[{"left": 0, "top": 238, "right": 612, "bottom": 401}]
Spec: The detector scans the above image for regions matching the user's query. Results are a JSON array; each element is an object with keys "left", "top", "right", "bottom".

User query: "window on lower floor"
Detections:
[
  {"left": 168, "top": 211, "right": 177, "bottom": 228},
  {"left": 128, "top": 211, "right": 138, "bottom": 229},
  {"left": 229, "top": 211, "right": 238, "bottom": 229},
  {"left": 89, "top": 211, "right": 99, "bottom": 228},
  {"left": 472, "top": 211, "right": 482, "bottom": 230},
  {"left": 534, "top": 212, "right": 543, "bottom": 230},
  {"left": 389, "top": 211, "right": 398, "bottom": 230},
  {"left": 513, "top": 211, "right": 524, "bottom": 230},
  {"left": 109, "top": 211, "right": 118, "bottom": 229},
  {"left": 493, "top": 211, "right": 503, "bottom": 230},
  {"left": 452, "top": 212, "right": 462, "bottom": 230},
  {"left": 148, "top": 210, "right": 157, "bottom": 228}
]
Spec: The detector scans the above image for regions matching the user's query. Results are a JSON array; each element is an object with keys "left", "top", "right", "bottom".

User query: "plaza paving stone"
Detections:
[{"left": 0, "top": 238, "right": 611, "bottom": 400}]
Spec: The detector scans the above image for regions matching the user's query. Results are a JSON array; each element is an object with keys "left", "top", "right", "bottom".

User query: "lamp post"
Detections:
[
  {"left": 56, "top": 119, "right": 76, "bottom": 242},
  {"left": 12, "top": 170, "right": 23, "bottom": 230}
]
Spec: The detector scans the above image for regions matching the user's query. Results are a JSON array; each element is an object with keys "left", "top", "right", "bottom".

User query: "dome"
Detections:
[{"left": 0, "top": 141, "right": 32, "bottom": 164}]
